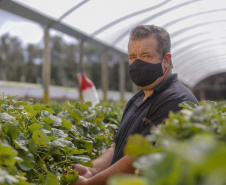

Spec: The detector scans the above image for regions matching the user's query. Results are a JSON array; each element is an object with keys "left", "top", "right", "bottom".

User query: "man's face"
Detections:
[
  {"left": 128, "top": 36, "right": 165, "bottom": 90},
  {"left": 128, "top": 36, "right": 161, "bottom": 65}
]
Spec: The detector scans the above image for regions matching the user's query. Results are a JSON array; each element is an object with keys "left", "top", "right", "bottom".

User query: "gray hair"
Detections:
[{"left": 129, "top": 25, "right": 173, "bottom": 67}]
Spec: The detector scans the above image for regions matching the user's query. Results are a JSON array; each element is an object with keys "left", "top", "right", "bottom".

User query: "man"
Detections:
[{"left": 71, "top": 25, "right": 199, "bottom": 185}]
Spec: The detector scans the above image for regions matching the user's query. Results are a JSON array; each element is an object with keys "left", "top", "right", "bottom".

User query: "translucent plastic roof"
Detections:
[{"left": 1, "top": 0, "right": 226, "bottom": 87}]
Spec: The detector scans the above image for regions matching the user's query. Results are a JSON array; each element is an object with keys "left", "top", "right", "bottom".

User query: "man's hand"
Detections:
[
  {"left": 70, "top": 175, "right": 88, "bottom": 185},
  {"left": 74, "top": 164, "right": 92, "bottom": 179}
]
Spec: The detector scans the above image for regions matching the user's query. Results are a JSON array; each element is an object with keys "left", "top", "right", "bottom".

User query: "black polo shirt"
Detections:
[{"left": 111, "top": 73, "right": 199, "bottom": 164}]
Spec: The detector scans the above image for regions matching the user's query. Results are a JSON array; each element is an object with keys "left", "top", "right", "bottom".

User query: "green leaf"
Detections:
[
  {"left": 74, "top": 102, "right": 82, "bottom": 111},
  {"left": 18, "top": 151, "right": 35, "bottom": 171},
  {"left": 25, "top": 105, "right": 37, "bottom": 117},
  {"left": 0, "top": 169, "right": 19, "bottom": 184},
  {"left": 124, "top": 134, "right": 153, "bottom": 157},
  {"left": 62, "top": 119, "right": 72, "bottom": 130},
  {"left": 179, "top": 101, "right": 198, "bottom": 110},
  {"left": 63, "top": 101, "right": 74, "bottom": 113},
  {"left": 69, "top": 148, "right": 86, "bottom": 155},
  {"left": 50, "top": 115, "right": 62, "bottom": 127},
  {"left": 108, "top": 174, "right": 148, "bottom": 185},
  {"left": 133, "top": 153, "right": 165, "bottom": 171},
  {"left": 71, "top": 125, "right": 84, "bottom": 137},
  {"left": 85, "top": 101, "right": 92, "bottom": 107},
  {"left": 95, "top": 135, "right": 105, "bottom": 140},
  {"left": 45, "top": 108, "right": 54, "bottom": 114},
  {"left": 14, "top": 139, "right": 28, "bottom": 152},
  {"left": 28, "top": 138, "right": 38, "bottom": 153},
  {"left": 71, "top": 109, "right": 84, "bottom": 121},
  {"left": 0, "top": 113, "right": 16, "bottom": 124},
  {"left": 41, "top": 110, "right": 52, "bottom": 118},
  {"left": 79, "top": 160, "right": 93, "bottom": 167},
  {"left": 57, "top": 111, "right": 70, "bottom": 119},
  {"left": 42, "top": 115, "right": 62, "bottom": 127},
  {"left": 52, "top": 128, "right": 67, "bottom": 138},
  {"left": 38, "top": 174, "right": 45, "bottom": 184},
  {"left": 3, "top": 122, "right": 18, "bottom": 140},
  {"left": 0, "top": 143, "right": 17, "bottom": 166},
  {"left": 42, "top": 117, "right": 55, "bottom": 124},
  {"left": 80, "top": 139, "right": 93, "bottom": 154},
  {"left": 48, "top": 138, "right": 74, "bottom": 148},
  {"left": 45, "top": 171, "right": 59, "bottom": 185},
  {"left": 60, "top": 169, "right": 78, "bottom": 185},
  {"left": 33, "top": 103, "right": 45, "bottom": 111},
  {"left": 70, "top": 155, "right": 91, "bottom": 163},
  {"left": 31, "top": 117, "right": 40, "bottom": 124},
  {"left": 14, "top": 101, "right": 28, "bottom": 108},
  {"left": 83, "top": 112, "right": 96, "bottom": 123},
  {"left": 80, "top": 103, "right": 89, "bottom": 112},
  {"left": 32, "top": 130, "right": 49, "bottom": 146},
  {"left": 106, "top": 123, "right": 118, "bottom": 130},
  {"left": 28, "top": 123, "right": 43, "bottom": 133}
]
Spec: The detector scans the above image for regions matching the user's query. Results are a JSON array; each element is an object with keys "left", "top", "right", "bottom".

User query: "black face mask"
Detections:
[{"left": 128, "top": 58, "right": 166, "bottom": 87}]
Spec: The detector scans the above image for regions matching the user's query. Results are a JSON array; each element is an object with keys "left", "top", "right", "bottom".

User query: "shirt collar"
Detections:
[
  {"left": 154, "top": 73, "right": 178, "bottom": 95},
  {"left": 131, "top": 73, "right": 178, "bottom": 102}
]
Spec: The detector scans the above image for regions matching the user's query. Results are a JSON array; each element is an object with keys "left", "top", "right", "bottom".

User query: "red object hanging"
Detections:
[{"left": 81, "top": 73, "right": 94, "bottom": 90}]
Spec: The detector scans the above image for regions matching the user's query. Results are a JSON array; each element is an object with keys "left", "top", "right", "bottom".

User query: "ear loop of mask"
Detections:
[{"left": 161, "top": 55, "right": 168, "bottom": 75}]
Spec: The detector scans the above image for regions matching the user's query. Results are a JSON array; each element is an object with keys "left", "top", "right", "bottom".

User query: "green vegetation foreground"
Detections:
[
  {"left": 1, "top": 95, "right": 226, "bottom": 185},
  {"left": 0, "top": 95, "right": 124, "bottom": 185}
]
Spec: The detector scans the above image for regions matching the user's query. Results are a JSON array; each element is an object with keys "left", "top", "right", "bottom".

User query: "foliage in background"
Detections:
[
  {"left": 0, "top": 33, "right": 133, "bottom": 92},
  {"left": 110, "top": 101, "right": 226, "bottom": 185},
  {"left": 0, "top": 95, "right": 125, "bottom": 185}
]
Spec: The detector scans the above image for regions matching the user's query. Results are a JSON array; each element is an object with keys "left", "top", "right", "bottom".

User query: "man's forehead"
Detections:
[{"left": 128, "top": 39, "right": 158, "bottom": 52}]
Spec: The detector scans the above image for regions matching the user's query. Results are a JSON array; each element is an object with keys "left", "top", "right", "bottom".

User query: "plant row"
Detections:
[
  {"left": 109, "top": 101, "right": 226, "bottom": 185},
  {"left": 0, "top": 95, "right": 124, "bottom": 185}
]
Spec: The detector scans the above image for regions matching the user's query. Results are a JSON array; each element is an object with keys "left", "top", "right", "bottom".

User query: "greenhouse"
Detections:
[
  {"left": 1, "top": 0, "right": 226, "bottom": 101},
  {"left": 0, "top": 0, "right": 226, "bottom": 185}
]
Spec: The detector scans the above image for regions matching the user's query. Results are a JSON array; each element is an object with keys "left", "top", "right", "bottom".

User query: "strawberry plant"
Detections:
[
  {"left": 110, "top": 101, "right": 226, "bottom": 185},
  {"left": 0, "top": 95, "right": 124, "bottom": 185}
]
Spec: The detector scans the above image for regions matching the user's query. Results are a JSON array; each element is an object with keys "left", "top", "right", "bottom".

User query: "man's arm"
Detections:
[
  {"left": 72, "top": 155, "right": 136, "bottom": 185},
  {"left": 90, "top": 143, "right": 116, "bottom": 175},
  {"left": 74, "top": 143, "right": 116, "bottom": 177}
]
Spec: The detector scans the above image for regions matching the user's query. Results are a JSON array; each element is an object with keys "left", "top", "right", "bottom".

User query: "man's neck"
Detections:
[
  {"left": 141, "top": 69, "right": 172, "bottom": 101},
  {"left": 142, "top": 89, "right": 154, "bottom": 101}
]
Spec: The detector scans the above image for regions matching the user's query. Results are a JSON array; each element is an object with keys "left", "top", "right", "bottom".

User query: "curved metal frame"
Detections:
[
  {"left": 173, "top": 42, "right": 226, "bottom": 71},
  {"left": 170, "top": 20, "right": 226, "bottom": 38},
  {"left": 175, "top": 53, "right": 226, "bottom": 87},
  {"left": 91, "top": 0, "right": 170, "bottom": 36},
  {"left": 112, "top": 0, "right": 201, "bottom": 45},
  {"left": 178, "top": 56, "right": 226, "bottom": 77},
  {"left": 173, "top": 37, "right": 226, "bottom": 61},
  {"left": 182, "top": 61, "right": 226, "bottom": 87},
  {"left": 172, "top": 31, "right": 219, "bottom": 48},
  {"left": 163, "top": 8, "right": 226, "bottom": 29}
]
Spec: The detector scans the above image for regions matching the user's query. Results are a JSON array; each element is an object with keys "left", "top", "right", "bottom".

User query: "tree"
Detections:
[{"left": 0, "top": 33, "right": 24, "bottom": 81}]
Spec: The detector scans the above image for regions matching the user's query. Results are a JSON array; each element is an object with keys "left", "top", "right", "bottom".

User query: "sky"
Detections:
[
  {"left": 0, "top": 10, "right": 43, "bottom": 45},
  {"left": 0, "top": 9, "right": 76, "bottom": 47}
]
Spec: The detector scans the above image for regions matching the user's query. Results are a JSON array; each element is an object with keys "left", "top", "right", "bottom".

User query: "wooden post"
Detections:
[
  {"left": 79, "top": 40, "right": 84, "bottom": 73},
  {"left": 78, "top": 40, "right": 84, "bottom": 100},
  {"left": 102, "top": 50, "right": 108, "bottom": 101},
  {"left": 42, "top": 28, "right": 51, "bottom": 103},
  {"left": 119, "top": 57, "right": 125, "bottom": 101}
]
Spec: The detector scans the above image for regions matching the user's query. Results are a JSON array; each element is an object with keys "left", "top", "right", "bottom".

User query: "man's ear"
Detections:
[{"left": 163, "top": 52, "right": 172, "bottom": 68}]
